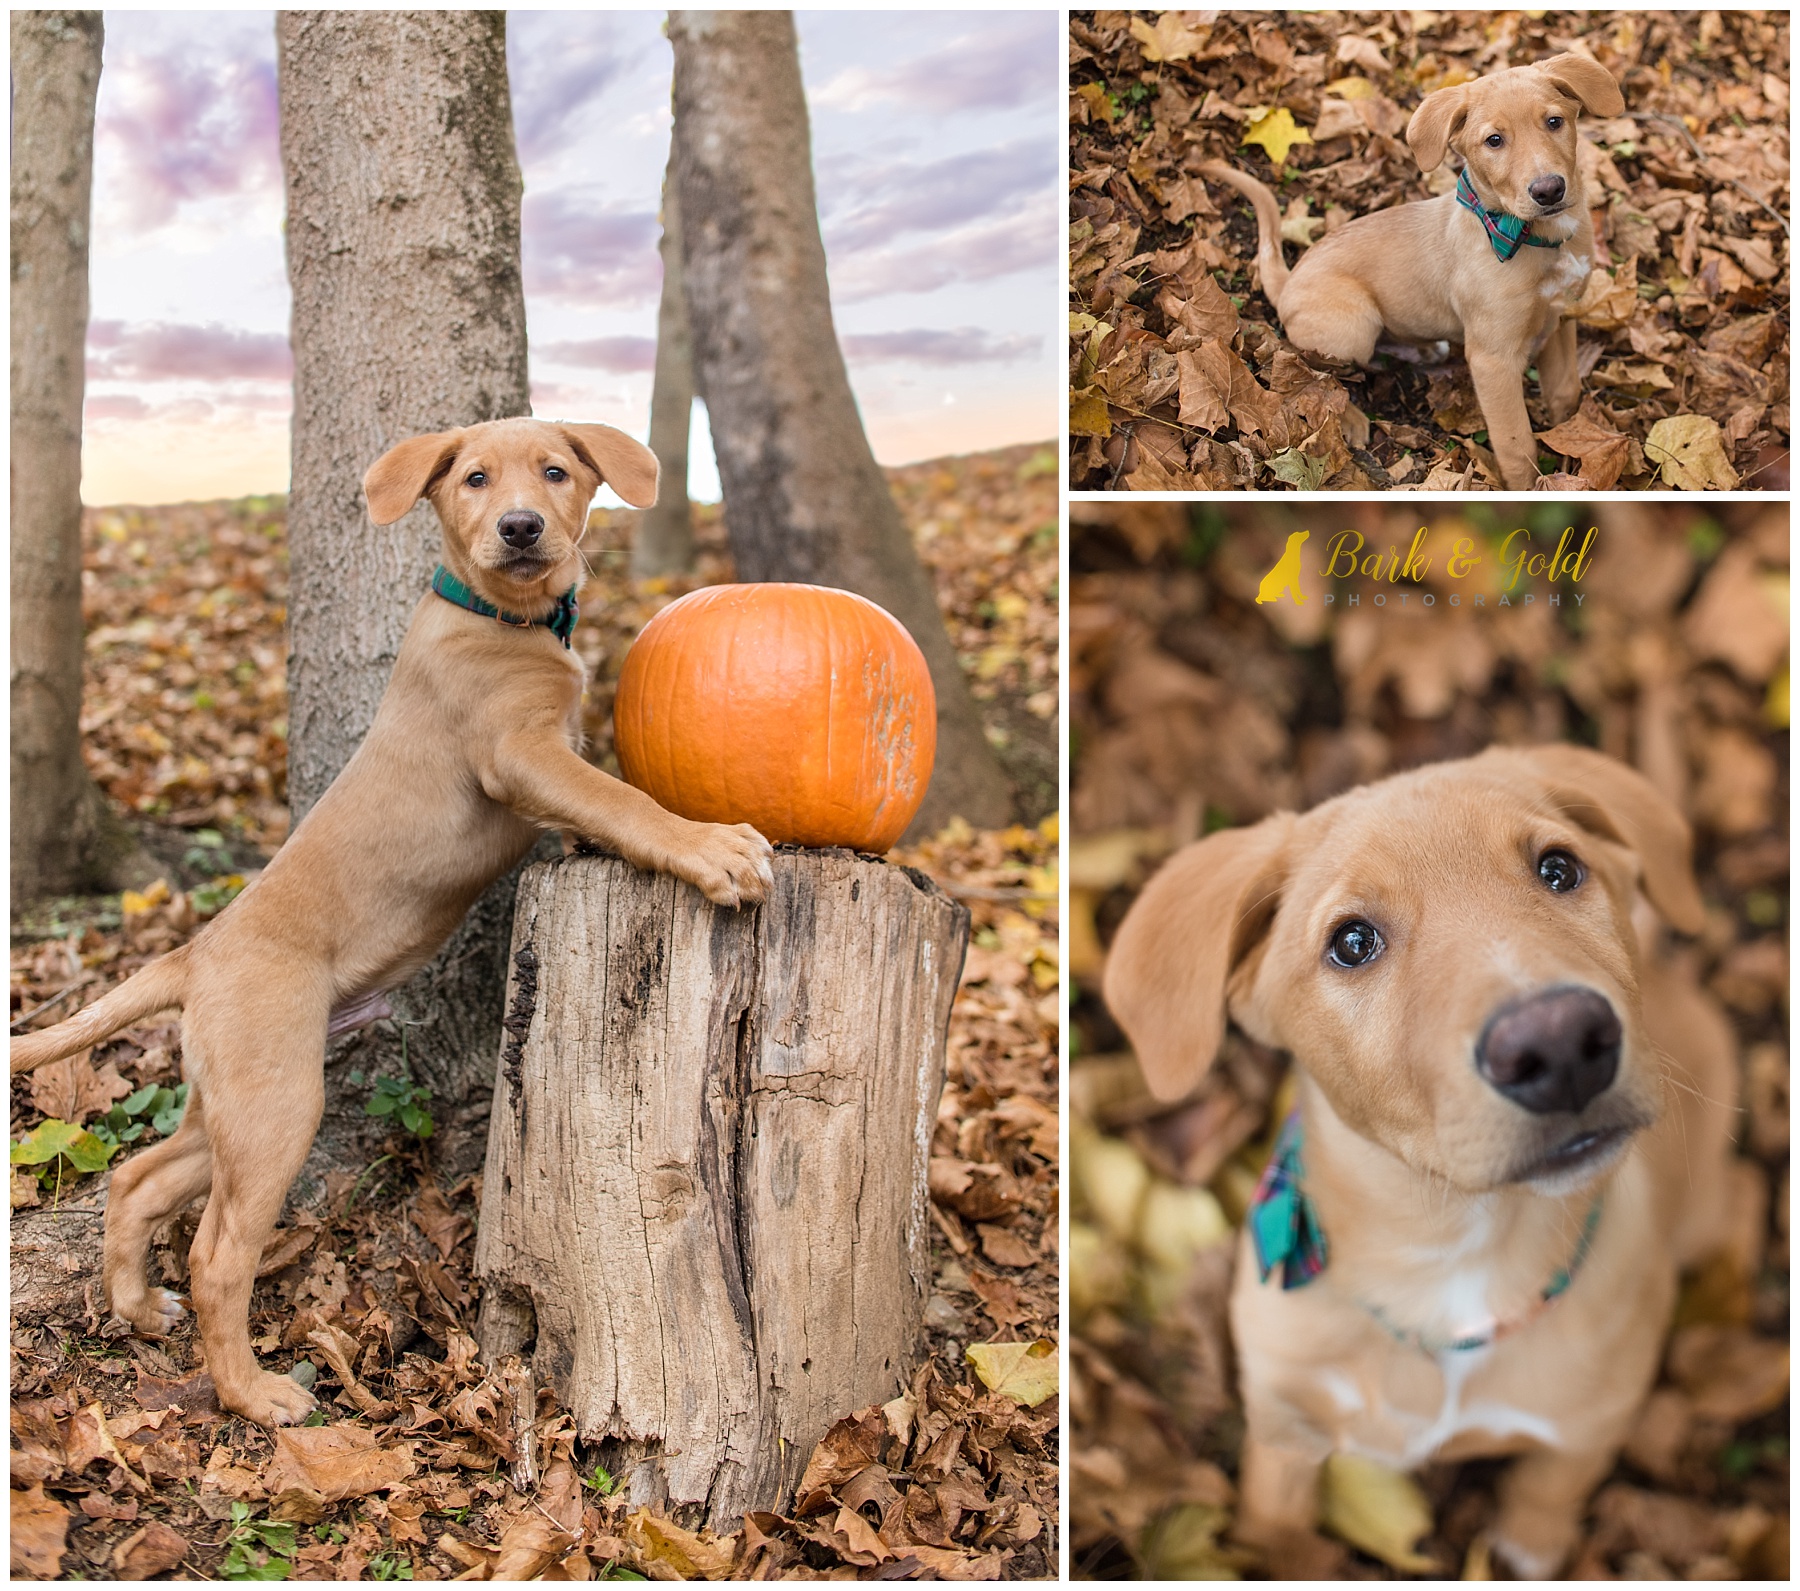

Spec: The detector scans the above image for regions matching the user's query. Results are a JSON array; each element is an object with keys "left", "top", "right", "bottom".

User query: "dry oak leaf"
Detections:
[
  {"left": 626, "top": 1508, "right": 737, "bottom": 1580},
  {"left": 1536, "top": 408, "right": 1634, "bottom": 490},
  {"left": 1644, "top": 414, "right": 1740, "bottom": 490},
  {"left": 410, "top": 1181, "right": 472, "bottom": 1260},
  {"left": 27, "top": 1049, "right": 132, "bottom": 1126},
  {"left": 799, "top": 1405, "right": 886, "bottom": 1495},
  {"left": 966, "top": 1338, "right": 1059, "bottom": 1407},
  {"left": 1129, "top": 10, "right": 1211, "bottom": 62},
  {"left": 1684, "top": 540, "right": 1790, "bottom": 684},
  {"left": 1573, "top": 255, "right": 1640, "bottom": 331},
  {"left": 1241, "top": 107, "right": 1313, "bottom": 170},
  {"left": 261, "top": 1424, "right": 415, "bottom": 1503},
  {"left": 11, "top": 1482, "right": 69, "bottom": 1578},
  {"left": 489, "top": 1509, "right": 579, "bottom": 1581},
  {"left": 976, "top": 1221, "right": 1039, "bottom": 1268},
  {"left": 1667, "top": 1325, "right": 1789, "bottom": 1422},
  {"left": 112, "top": 1520, "right": 190, "bottom": 1578}
]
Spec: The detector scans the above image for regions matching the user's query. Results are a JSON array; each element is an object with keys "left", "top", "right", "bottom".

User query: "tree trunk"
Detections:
[
  {"left": 667, "top": 11, "right": 1013, "bottom": 839},
  {"left": 10, "top": 10, "right": 138, "bottom": 906},
  {"left": 475, "top": 850, "right": 969, "bottom": 1526},
  {"left": 632, "top": 151, "right": 696, "bottom": 581},
  {"left": 277, "top": 10, "right": 538, "bottom": 1181}
]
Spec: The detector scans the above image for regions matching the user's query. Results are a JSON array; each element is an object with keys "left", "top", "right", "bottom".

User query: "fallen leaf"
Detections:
[
  {"left": 261, "top": 1424, "right": 415, "bottom": 1502},
  {"left": 112, "top": 1520, "right": 189, "bottom": 1578},
  {"left": 968, "top": 1269, "right": 1030, "bottom": 1328},
  {"left": 966, "top": 1338, "right": 1059, "bottom": 1407},
  {"left": 976, "top": 1221, "right": 1038, "bottom": 1267},
  {"left": 798, "top": 1406, "right": 885, "bottom": 1495},
  {"left": 1240, "top": 106, "right": 1313, "bottom": 170},
  {"left": 1537, "top": 408, "right": 1635, "bottom": 491},
  {"left": 411, "top": 1182, "right": 472, "bottom": 1259},
  {"left": 26, "top": 1050, "right": 132, "bottom": 1126},
  {"left": 1129, "top": 11, "right": 1212, "bottom": 63},
  {"left": 626, "top": 1508, "right": 736, "bottom": 1579},
  {"left": 1644, "top": 414, "right": 1740, "bottom": 490},
  {"left": 11, "top": 1482, "right": 69, "bottom": 1578},
  {"left": 1321, "top": 1451, "right": 1437, "bottom": 1572},
  {"left": 490, "top": 1509, "right": 577, "bottom": 1581},
  {"left": 1666, "top": 1325, "right": 1789, "bottom": 1421}
]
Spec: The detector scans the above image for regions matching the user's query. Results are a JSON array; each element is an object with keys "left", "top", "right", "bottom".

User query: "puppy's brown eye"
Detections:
[
  {"left": 1484, "top": 133, "right": 1504, "bottom": 148},
  {"left": 1538, "top": 849, "right": 1584, "bottom": 892},
  {"left": 1328, "top": 919, "right": 1384, "bottom": 968},
  {"left": 466, "top": 472, "right": 487, "bottom": 488},
  {"left": 1547, "top": 116, "right": 1564, "bottom": 129},
  {"left": 545, "top": 466, "right": 567, "bottom": 482}
]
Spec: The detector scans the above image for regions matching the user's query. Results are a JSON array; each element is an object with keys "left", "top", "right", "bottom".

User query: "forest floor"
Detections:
[
  {"left": 1068, "top": 502, "right": 1788, "bottom": 1578},
  {"left": 1070, "top": 9, "right": 1789, "bottom": 492},
  {"left": 10, "top": 443, "right": 1060, "bottom": 1581}
]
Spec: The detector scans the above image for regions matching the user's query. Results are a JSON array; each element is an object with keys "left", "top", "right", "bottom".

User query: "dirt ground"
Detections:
[
  {"left": 1069, "top": 503, "right": 1788, "bottom": 1577},
  {"left": 1070, "top": 9, "right": 1789, "bottom": 492},
  {"left": 10, "top": 445, "right": 1060, "bottom": 1581}
]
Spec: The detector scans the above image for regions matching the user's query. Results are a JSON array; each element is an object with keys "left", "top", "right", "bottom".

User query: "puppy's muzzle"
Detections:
[
  {"left": 498, "top": 510, "right": 545, "bottom": 550},
  {"left": 1477, "top": 985, "right": 1620, "bottom": 1114}
]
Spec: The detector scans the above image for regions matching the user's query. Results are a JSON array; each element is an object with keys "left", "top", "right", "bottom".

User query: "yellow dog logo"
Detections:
[{"left": 1257, "top": 530, "right": 1309, "bottom": 605}]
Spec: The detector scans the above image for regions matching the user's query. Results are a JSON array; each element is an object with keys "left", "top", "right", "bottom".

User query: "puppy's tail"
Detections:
[
  {"left": 11, "top": 946, "right": 191, "bottom": 1075},
  {"left": 1198, "top": 162, "right": 1291, "bottom": 309}
]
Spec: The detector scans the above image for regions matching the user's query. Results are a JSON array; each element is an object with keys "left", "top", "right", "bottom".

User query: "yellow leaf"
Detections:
[
  {"left": 1241, "top": 107, "right": 1314, "bottom": 170},
  {"left": 1279, "top": 197, "right": 1323, "bottom": 248},
  {"left": 1130, "top": 11, "right": 1212, "bottom": 63},
  {"left": 1037, "top": 812, "right": 1059, "bottom": 846},
  {"left": 966, "top": 1338, "right": 1059, "bottom": 1407},
  {"left": 1321, "top": 1452, "right": 1438, "bottom": 1573},
  {"left": 1643, "top": 414, "right": 1740, "bottom": 490},
  {"left": 1326, "top": 75, "right": 1378, "bottom": 100},
  {"left": 121, "top": 879, "right": 171, "bottom": 918},
  {"left": 1141, "top": 1502, "right": 1242, "bottom": 1580},
  {"left": 1070, "top": 312, "right": 1101, "bottom": 337},
  {"left": 1070, "top": 390, "right": 1113, "bottom": 438},
  {"left": 1074, "top": 81, "right": 1117, "bottom": 124},
  {"left": 1765, "top": 667, "right": 1789, "bottom": 729}
]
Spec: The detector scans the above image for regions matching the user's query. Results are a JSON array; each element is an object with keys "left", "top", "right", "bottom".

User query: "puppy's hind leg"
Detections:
[
  {"left": 104, "top": 1085, "right": 214, "bottom": 1337},
  {"left": 1278, "top": 275, "right": 1384, "bottom": 368},
  {"left": 183, "top": 1009, "right": 327, "bottom": 1427},
  {"left": 1491, "top": 1444, "right": 1615, "bottom": 1578}
]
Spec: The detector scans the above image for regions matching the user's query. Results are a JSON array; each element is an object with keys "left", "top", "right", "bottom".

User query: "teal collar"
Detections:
[
  {"left": 1455, "top": 169, "right": 1564, "bottom": 263},
  {"left": 1248, "top": 1109, "right": 1604, "bottom": 1354},
  {"left": 430, "top": 565, "right": 578, "bottom": 649}
]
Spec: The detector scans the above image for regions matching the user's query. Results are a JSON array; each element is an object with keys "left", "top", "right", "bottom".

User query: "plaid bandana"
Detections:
[
  {"left": 1248, "top": 1110, "right": 1329, "bottom": 1290},
  {"left": 1454, "top": 169, "right": 1564, "bottom": 263},
  {"left": 431, "top": 564, "right": 579, "bottom": 649}
]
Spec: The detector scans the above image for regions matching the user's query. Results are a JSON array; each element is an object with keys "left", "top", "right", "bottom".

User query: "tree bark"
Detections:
[
  {"left": 667, "top": 11, "right": 1013, "bottom": 838},
  {"left": 475, "top": 850, "right": 969, "bottom": 1526},
  {"left": 10, "top": 10, "right": 137, "bottom": 906},
  {"left": 632, "top": 151, "right": 696, "bottom": 581},
  {"left": 277, "top": 11, "right": 539, "bottom": 1180}
]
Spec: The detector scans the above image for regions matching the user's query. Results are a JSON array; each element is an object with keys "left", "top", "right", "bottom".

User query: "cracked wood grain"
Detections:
[{"left": 474, "top": 850, "right": 969, "bottom": 1527}]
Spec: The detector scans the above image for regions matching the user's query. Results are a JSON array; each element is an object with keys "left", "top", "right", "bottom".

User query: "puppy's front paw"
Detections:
[
  {"left": 110, "top": 1285, "right": 186, "bottom": 1338},
  {"left": 227, "top": 1369, "right": 318, "bottom": 1428},
  {"left": 677, "top": 821, "right": 775, "bottom": 908}
]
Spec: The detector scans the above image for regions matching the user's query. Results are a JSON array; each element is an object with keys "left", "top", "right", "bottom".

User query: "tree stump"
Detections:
[{"left": 474, "top": 849, "right": 969, "bottom": 1525}]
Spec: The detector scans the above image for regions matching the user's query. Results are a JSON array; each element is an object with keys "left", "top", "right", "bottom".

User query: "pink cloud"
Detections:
[
  {"left": 96, "top": 45, "right": 280, "bottom": 231},
  {"left": 87, "top": 320, "right": 292, "bottom": 383},
  {"left": 536, "top": 336, "right": 657, "bottom": 374},
  {"left": 522, "top": 192, "right": 661, "bottom": 308},
  {"left": 840, "top": 328, "right": 1041, "bottom": 366}
]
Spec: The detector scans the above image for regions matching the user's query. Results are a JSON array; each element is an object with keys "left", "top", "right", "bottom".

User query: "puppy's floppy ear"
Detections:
[
  {"left": 1104, "top": 815, "right": 1292, "bottom": 1102},
  {"left": 1406, "top": 81, "right": 1470, "bottom": 172},
  {"left": 557, "top": 423, "right": 660, "bottom": 509},
  {"left": 364, "top": 431, "right": 462, "bottom": 526},
  {"left": 1511, "top": 744, "right": 1705, "bottom": 933},
  {"left": 1537, "top": 52, "right": 1625, "bottom": 117}
]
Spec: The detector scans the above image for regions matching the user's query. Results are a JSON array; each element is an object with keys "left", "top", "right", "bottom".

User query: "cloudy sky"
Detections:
[{"left": 81, "top": 9, "right": 1059, "bottom": 506}]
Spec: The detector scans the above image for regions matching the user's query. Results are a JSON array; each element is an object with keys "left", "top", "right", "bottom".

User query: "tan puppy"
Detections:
[
  {"left": 12, "top": 417, "right": 775, "bottom": 1428},
  {"left": 1106, "top": 746, "right": 1737, "bottom": 1577},
  {"left": 1203, "top": 54, "right": 1624, "bottom": 490}
]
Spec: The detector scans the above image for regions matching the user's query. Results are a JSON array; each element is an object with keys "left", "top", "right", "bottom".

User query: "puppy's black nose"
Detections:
[
  {"left": 1477, "top": 986, "right": 1620, "bottom": 1115},
  {"left": 497, "top": 510, "right": 544, "bottom": 549},
  {"left": 1528, "top": 174, "right": 1566, "bottom": 207}
]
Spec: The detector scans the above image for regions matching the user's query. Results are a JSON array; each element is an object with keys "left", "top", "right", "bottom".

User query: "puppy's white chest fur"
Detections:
[{"left": 1333, "top": 1343, "right": 1563, "bottom": 1469}]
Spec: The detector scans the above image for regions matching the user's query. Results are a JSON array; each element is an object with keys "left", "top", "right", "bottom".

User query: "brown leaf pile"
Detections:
[
  {"left": 79, "top": 497, "right": 292, "bottom": 851},
  {"left": 14, "top": 450, "right": 1060, "bottom": 1580},
  {"left": 1070, "top": 504, "right": 1788, "bottom": 1577},
  {"left": 1070, "top": 10, "right": 1790, "bottom": 491}
]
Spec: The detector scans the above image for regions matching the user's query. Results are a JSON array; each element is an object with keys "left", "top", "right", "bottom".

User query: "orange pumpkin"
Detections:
[{"left": 613, "top": 583, "right": 937, "bottom": 852}]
